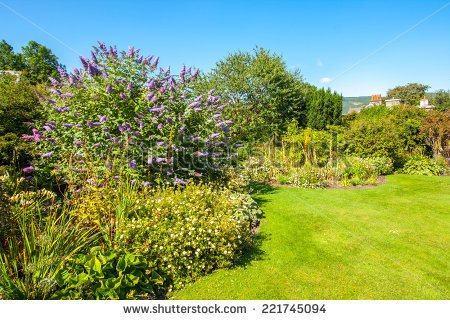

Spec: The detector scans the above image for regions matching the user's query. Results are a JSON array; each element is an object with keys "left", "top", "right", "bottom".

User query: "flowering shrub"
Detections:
[
  {"left": 401, "top": 155, "right": 448, "bottom": 176},
  {"left": 117, "top": 183, "right": 260, "bottom": 291},
  {"left": 341, "top": 157, "right": 375, "bottom": 180},
  {"left": 241, "top": 156, "right": 282, "bottom": 182},
  {"left": 27, "top": 43, "right": 237, "bottom": 187},
  {"left": 287, "top": 167, "right": 329, "bottom": 189},
  {"left": 366, "top": 156, "right": 394, "bottom": 175}
]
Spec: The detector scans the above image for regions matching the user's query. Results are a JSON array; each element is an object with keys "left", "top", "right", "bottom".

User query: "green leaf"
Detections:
[
  {"left": 116, "top": 256, "right": 127, "bottom": 272},
  {"left": 90, "top": 246, "right": 102, "bottom": 254},
  {"left": 151, "top": 270, "right": 164, "bottom": 285},
  {"left": 85, "top": 256, "right": 104, "bottom": 277},
  {"left": 54, "top": 269, "right": 70, "bottom": 287},
  {"left": 105, "top": 276, "right": 123, "bottom": 290},
  {"left": 125, "top": 273, "right": 140, "bottom": 286}
]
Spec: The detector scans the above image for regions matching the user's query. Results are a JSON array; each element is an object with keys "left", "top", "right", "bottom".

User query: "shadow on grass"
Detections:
[
  {"left": 235, "top": 231, "right": 270, "bottom": 268},
  {"left": 230, "top": 182, "right": 277, "bottom": 268}
]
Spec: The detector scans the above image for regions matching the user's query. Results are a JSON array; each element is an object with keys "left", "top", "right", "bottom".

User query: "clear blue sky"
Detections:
[{"left": 1, "top": 0, "right": 449, "bottom": 96}]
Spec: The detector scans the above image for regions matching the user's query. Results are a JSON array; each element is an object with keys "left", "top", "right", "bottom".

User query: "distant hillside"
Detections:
[{"left": 342, "top": 96, "right": 370, "bottom": 114}]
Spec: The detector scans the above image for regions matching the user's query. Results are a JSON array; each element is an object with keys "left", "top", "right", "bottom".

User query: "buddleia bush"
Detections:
[{"left": 25, "top": 43, "right": 238, "bottom": 187}]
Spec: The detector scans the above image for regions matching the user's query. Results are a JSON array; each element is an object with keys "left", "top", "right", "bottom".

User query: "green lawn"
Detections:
[{"left": 173, "top": 175, "right": 450, "bottom": 300}]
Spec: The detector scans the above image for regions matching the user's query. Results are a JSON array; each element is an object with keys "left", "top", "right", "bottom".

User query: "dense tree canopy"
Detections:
[
  {"left": 200, "top": 47, "right": 308, "bottom": 141},
  {"left": 0, "top": 75, "right": 43, "bottom": 171},
  {"left": 0, "top": 40, "right": 65, "bottom": 84},
  {"left": 387, "top": 83, "right": 430, "bottom": 106},
  {"left": 430, "top": 90, "right": 450, "bottom": 111},
  {"left": 306, "top": 87, "right": 342, "bottom": 130},
  {"left": 0, "top": 40, "right": 25, "bottom": 70}
]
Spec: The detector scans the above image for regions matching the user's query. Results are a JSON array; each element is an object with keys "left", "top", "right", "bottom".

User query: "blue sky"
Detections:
[{"left": 1, "top": 0, "right": 449, "bottom": 96}]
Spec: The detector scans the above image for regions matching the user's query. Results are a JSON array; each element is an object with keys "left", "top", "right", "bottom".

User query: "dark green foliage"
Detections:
[
  {"left": 306, "top": 87, "right": 342, "bottom": 130},
  {"left": 52, "top": 247, "right": 164, "bottom": 299},
  {"left": 201, "top": 47, "right": 308, "bottom": 141},
  {"left": 367, "top": 156, "right": 394, "bottom": 175},
  {"left": 387, "top": 83, "right": 430, "bottom": 106},
  {"left": 0, "top": 75, "right": 43, "bottom": 172},
  {"left": 345, "top": 105, "right": 428, "bottom": 167},
  {"left": 430, "top": 90, "right": 450, "bottom": 111},
  {"left": 344, "top": 117, "right": 407, "bottom": 167},
  {"left": 0, "top": 40, "right": 25, "bottom": 71},
  {"left": 0, "top": 40, "right": 65, "bottom": 84},
  {"left": 401, "top": 155, "right": 447, "bottom": 176},
  {"left": 21, "top": 41, "right": 65, "bottom": 84}
]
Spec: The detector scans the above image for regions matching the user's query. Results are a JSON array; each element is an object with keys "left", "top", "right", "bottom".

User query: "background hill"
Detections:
[{"left": 342, "top": 96, "right": 370, "bottom": 114}]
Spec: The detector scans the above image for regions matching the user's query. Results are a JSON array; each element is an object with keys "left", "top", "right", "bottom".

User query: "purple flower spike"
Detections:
[
  {"left": 74, "top": 112, "right": 81, "bottom": 117},
  {"left": 129, "top": 160, "right": 137, "bottom": 170},
  {"left": 208, "top": 89, "right": 216, "bottom": 95},
  {"left": 142, "top": 181, "right": 151, "bottom": 187},
  {"left": 62, "top": 123, "right": 74, "bottom": 129},
  {"left": 106, "top": 84, "right": 112, "bottom": 93},
  {"left": 23, "top": 166, "right": 34, "bottom": 173},
  {"left": 97, "top": 115, "right": 107, "bottom": 122},
  {"left": 57, "top": 67, "right": 68, "bottom": 78},
  {"left": 151, "top": 56, "right": 159, "bottom": 68},
  {"left": 126, "top": 82, "right": 133, "bottom": 91},
  {"left": 144, "top": 92, "right": 154, "bottom": 101},
  {"left": 90, "top": 51, "right": 98, "bottom": 64},
  {"left": 209, "top": 133, "right": 221, "bottom": 139},
  {"left": 48, "top": 77, "right": 59, "bottom": 87},
  {"left": 94, "top": 143, "right": 100, "bottom": 147},
  {"left": 120, "top": 92, "right": 127, "bottom": 100},
  {"left": 87, "top": 64, "right": 101, "bottom": 76},
  {"left": 157, "top": 123, "right": 164, "bottom": 129},
  {"left": 156, "top": 157, "right": 166, "bottom": 163},
  {"left": 118, "top": 124, "right": 126, "bottom": 132},
  {"left": 79, "top": 56, "right": 89, "bottom": 71},
  {"left": 191, "top": 68, "right": 199, "bottom": 81}
]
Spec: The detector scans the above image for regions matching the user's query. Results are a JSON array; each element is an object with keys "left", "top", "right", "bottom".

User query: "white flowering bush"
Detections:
[
  {"left": 117, "top": 182, "right": 260, "bottom": 291},
  {"left": 366, "top": 156, "right": 394, "bottom": 175},
  {"left": 241, "top": 156, "right": 282, "bottom": 182}
]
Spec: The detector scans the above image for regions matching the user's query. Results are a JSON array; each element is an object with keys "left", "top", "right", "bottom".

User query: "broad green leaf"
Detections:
[{"left": 116, "top": 256, "right": 127, "bottom": 272}]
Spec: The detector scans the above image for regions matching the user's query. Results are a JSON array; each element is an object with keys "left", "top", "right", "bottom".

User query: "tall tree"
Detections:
[
  {"left": 0, "top": 40, "right": 25, "bottom": 70},
  {"left": 430, "top": 89, "right": 450, "bottom": 111},
  {"left": 306, "top": 87, "right": 342, "bottom": 130},
  {"left": 21, "top": 40, "right": 65, "bottom": 84},
  {"left": 387, "top": 83, "right": 430, "bottom": 106},
  {"left": 200, "top": 47, "right": 308, "bottom": 141}
]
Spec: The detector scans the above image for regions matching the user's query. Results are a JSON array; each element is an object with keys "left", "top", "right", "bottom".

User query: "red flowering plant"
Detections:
[{"left": 26, "top": 43, "right": 239, "bottom": 189}]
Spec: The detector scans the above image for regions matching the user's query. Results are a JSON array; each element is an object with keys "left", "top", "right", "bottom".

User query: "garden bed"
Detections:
[{"left": 268, "top": 175, "right": 387, "bottom": 189}]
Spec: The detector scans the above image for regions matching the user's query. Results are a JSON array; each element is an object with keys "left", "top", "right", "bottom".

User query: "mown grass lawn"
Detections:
[{"left": 173, "top": 175, "right": 449, "bottom": 300}]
